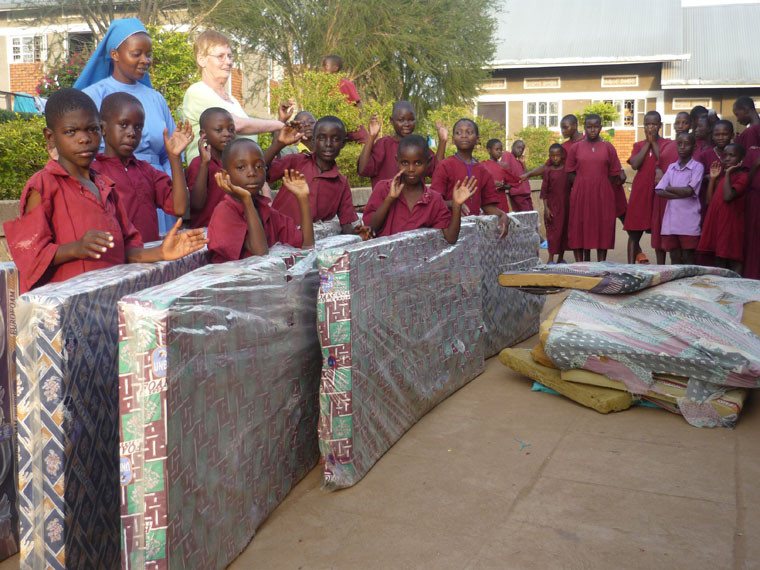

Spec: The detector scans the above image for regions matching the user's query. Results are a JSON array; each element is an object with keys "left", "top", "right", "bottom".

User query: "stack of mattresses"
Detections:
[
  {"left": 270, "top": 234, "right": 362, "bottom": 269},
  {"left": 498, "top": 264, "right": 760, "bottom": 428},
  {"left": 471, "top": 213, "right": 543, "bottom": 358},
  {"left": 313, "top": 217, "right": 342, "bottom": 241},
  {"left": 317, "top": 223, "right": 485, "bottom": 489},
  {"left": 0, "top": 263, "right": 18, "bottom": 560},
  {"left": 15, "top": 250, "right": 208, "bottom": 569}
]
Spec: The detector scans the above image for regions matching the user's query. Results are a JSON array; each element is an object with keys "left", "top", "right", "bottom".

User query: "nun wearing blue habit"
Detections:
[{"left": 74, "top": 18, "right": 178, "bottom": 233}]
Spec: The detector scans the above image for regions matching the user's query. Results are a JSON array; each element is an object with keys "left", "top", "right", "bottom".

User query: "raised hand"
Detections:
[
  {"left": 164, "top": 120, "right": 194, "bottom": 157},
  {"left": 452, "top": 177, "right": 477, "bottom": 207},
  {"left": 709, "top": 160, "right": 722, "bottom": 180},
  {"left": 198, "top": 133, "right": 211, "bottom": 164},
  {"left": 282, "top": 169, "right": 310, "bottom": 200},
  {"left": 278, "top": 101, "right": 295, "bottom": 122},
  {"left": 368, "top": 114, "right": 381, "bottom": 138},
  {"left": 389, "top": 171, "right": 403, "bottom": 200},
  {"left": 74, "top": 230, "right": 114, "bottom": 259},
  {"left": 215, "top": 171, "right": 251, "bottom": 201},
  {"left": 160, "top": 218, "right": 208, "bottom": 261},
  {"left": 277, "top": 121, "right": 304, "bottom": 146},
  {"left": 435, "top": 119, "right": 448, "bottom": 143}
]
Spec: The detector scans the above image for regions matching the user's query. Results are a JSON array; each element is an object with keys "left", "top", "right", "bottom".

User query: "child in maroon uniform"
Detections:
[
  {"left": 541, "top": 143, "right": 571, "bottom": 264},
  {"left": 693, "top": 115, "right": 712, "bottom": 152},
  {"left": 357, "top": 101, "right": 446, "bottom": 189},
  {"left": 264, "top": 115, "right": 369, "bottom": 237},
  {"left": 208, "top": 138, "right": 314, "bottom": 262},
  {"left": 698, "top": 143, "right": 748, "bottom": 273},
  {"left": 696, "top": 119, "right": 734, "bottom": 223},
  {"left": 3, "top": 88, "right": 207, "bottom": 293},
  {"left": 734, "top": 96, "right": 760, "bottom": 150},
  {"left": 363, "top": 135, "right": 474, "bottom": 243},
  {"left": 321, "top": 54, "right": 368, "bottom": 143},
  {"left": 744, "top": 147, "right": 760, "bottom": 279},
  {"left": 566, "top": 114, "right": 624, "bottom": 262},
  {"left": 186, "top": 107, "right": 236, "bottom": 228},
  {"left": 430, "top": 119, "right": 508, "bottom": 237},
  {"left": 501, "top": 140, "right": 533, "bottom": 212},
  {"left": 93, "top": 92, "right": 191, "bottom": 242},
  {"left": 625, "top": 111, "right": 665, "bottom": 264},
  {"left": 521, "top": 114, "right": 584, "bottom": 182},
  {"left": 481, "top": 139, "right": 510, "bottom": 213}
]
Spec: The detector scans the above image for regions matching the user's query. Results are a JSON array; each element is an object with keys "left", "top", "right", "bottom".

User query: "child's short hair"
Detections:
[
  {"left": 199, "top": 107, "right": 233, "bottom": 131},
  {"left": 392, "top": 100, "right": 415, "bottom": 117},
  {"left": 294, "top": 110, "right": 315, "bottom": 122},
  {"left": 45, "top": 87, "right": 98, "bottom": 129},
  {"left": 549, "top": 142, "right": 564, "bottom": 154},
  {"left": 734, "top": 96, "right": 756, "bottom": 111},
  {"left": 322, "top": 54, "right": 343, "bottom": 71},
  {"left": 314, "top": 115, "right": 346, "bottom": 137},
  {"left": 725, "top": 142, "right": 746, "bottom": 158},
  {"left": 512, "top": 139, "right": 525, "bottom": 149},
  {"left": 221, "top": 137, "right": 263, "bottom": 169},
  {"left": 714, "top": 119, "right": 735, "bottom": 133},
  {"left": 486, "top": 138, "right": 502, "bottom": 149},
  {"left": 561, "top": 114, "right": 578, "bottom": 125},
  {"left": 676, "top": 111, "right": 691, "bottom": 122},
  {"left": 676, "top": 132, "right": 696, "bottom": 145},
  {"left": 584, "top": 113, "right": 602, "bottom": 124},
  {"left": 453, "top": 118, "right": 479, "bottom": 137},
  {"left": 690, "top": 105, "right": 708, "bottom": 124},
  {"left": 194, "top": 30, "right": 231, "bottom": 62},
  {"left": 397, "top": 134, "right": 428, "bottom": 157},
  {"left": 100, "top": 92, "right": 143, "bottom": 122},
  {"left": 644, "top": 110, "right": 662, "bottom": 122}
]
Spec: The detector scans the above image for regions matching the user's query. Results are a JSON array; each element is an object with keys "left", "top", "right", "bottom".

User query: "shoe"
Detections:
[
  {"left": 558, "top": 260, "right": 568, "bottom": 264},
  {"left": 540, "top": 240, "right": 548, "bottom": 249},
  {"left": 635, "top": 253, "right": 650, "bottom": 264}
]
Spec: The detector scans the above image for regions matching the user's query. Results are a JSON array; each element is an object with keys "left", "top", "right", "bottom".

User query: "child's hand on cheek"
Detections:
[
  {"left": 215, "top": 171, "right": 251, "bottom": 202},
  {"left": 164, "top": 120, "right": 194, "bottom": 157},
  {"left": 452, "top": 177, "right": 477, "bottom": 211},
  {"left": 74, "top": 230, "right": 114, "bottom": 259},
  {"left": 726, "top": 161, "right": 743, "bottom": 173},
  {"left": 282, "top": 169, "right": 310, "bottom": 200}
]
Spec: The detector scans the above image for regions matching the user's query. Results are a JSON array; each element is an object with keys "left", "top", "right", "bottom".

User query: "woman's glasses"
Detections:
[{"left": 208, "top": 53, "right": 234, "bottom": 63}]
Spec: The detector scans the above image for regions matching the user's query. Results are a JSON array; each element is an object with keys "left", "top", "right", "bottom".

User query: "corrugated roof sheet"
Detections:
[
  {"left": 661, "top": 4, "right": 760, "bottom": 87},
  {"left": 492, "top": 0, "right": 686, "bottom": 67}
]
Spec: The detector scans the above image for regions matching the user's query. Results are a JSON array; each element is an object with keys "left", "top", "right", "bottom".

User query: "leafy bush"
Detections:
[
  {"left": 0, "top": 116, "right": 48, "bottom": 199},
  {"left": 0, "top": 110, "right": 37, "bottom": 123},
  {"left": 510, "top": 126, "right": 560, "bottom": 171},
  {"left": 336, "top": 142, "right": 370, "bottom": 187},
  {"left": 146, "top": 26, "right": 199, "bottom": 119},
  {"left": 36, "top": 51, "right": 90, "bottom": 97},
  {"left": 575, "top": 101, "right": 619, "bottom": 127}
]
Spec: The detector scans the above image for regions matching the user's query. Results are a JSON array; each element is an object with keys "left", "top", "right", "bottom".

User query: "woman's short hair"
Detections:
[{"left": 194, "top": 30, "right": 231, "bottom": 67}]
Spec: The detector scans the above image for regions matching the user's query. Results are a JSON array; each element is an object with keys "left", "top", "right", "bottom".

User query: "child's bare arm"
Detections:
[
  {"left": 190, "top": 136, "right": 211, "bottom": 210},
  {"left": 481, "top": 204, "right": 509, "bottom": 238},
  {"left": 264, "top": 122, "right": 303, "bottom": 165},
  {"left": 368, "top": 171, "right": 402, "bottom": 234},
  {"left": 216, "top": 171, "right": 268, "bottom": 255},
  {"left": 521, "top": 163, "right": 546, "bottom": 182},
  {"left": 435, "top": 120, "right": 448, "bottom": 163},
  {"left": 705, "top": 161, "right": 721, "bottom": 204},
  {"left": 283, "top": 169, "right": 314, "bottom": 247},
  {"left": 164, "top": 120, "right": 194, "bottom": 217},
  {"left": 357, "top": 114, "right": 381, "bottom": 175},
  {"left": 442, "top": 178, "right": 476, "bottom": 244},
  {"left": 656, "top": 185, "right": 694, "bottom": 199},
  {"left": 723, "top": 164, "right": 742, "bottom": 202},
  {"left": 127, "top": 219, "right": 208, "bottom": 262}
]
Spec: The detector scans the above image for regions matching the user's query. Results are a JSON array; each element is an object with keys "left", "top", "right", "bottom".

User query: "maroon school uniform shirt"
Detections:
[
  {"left": 500, "top": 152, "right": 531, "bottom": 196},
  {"left": 268, "top": 152, "right": 358, "bottom": 225},
  {"left": 698, "top": 169, "right": 749, "bottom": 261},
  {"left": 4, "top": 160, "right": 143, "bottom": 293},
  {"left": 430, "top": 155, "right": 503, "bottom": 214},
  {"left": 92, "top": 154, "right": 177, "bottom": 242},
  {"left": 186, "top": 155, "right": 224, "bottom": 229},
  {"left": 207, "top": 194, "right": 303, "bottom": 263},
  {"left": 357, "top": 136, "right": 438, "bottom": 189},
  {"left": 479, "top": 159, "right": 511, "bottom": 212},
  {"left": 362, "top": 179, "right": 451, "bottom": 237},
  {"left": 737, "top": 124, "right": 760, "bottom": 150},
  {"left": 339, "top": 78, "right": 360, "bottom": 104}
]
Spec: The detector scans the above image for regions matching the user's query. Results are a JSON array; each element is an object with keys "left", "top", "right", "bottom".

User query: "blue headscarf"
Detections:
[{"left": 73, "top": 18, "right": 152, "bottom": 90}]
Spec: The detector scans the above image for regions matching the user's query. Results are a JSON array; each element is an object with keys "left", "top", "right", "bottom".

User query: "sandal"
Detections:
[{"left": 635, "top": 253, "right": 650, "bottom": 265}]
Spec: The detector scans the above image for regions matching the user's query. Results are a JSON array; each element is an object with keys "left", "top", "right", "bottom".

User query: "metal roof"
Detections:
[
  {"left": 491, "top": 0, "right": 687, "bottom": 68},
  {"left": 661, "top": 3, "right": 760, "bottom": 88}
]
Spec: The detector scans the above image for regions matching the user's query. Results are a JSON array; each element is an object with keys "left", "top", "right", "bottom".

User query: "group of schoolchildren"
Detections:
[{"left": 527, "top": 99, "right": 760, "bottom": 279}]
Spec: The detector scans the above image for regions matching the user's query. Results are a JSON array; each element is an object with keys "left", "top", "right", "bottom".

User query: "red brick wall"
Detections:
[
  {"left": 610, "top": 130, "right": 636, "bottom": 161},
  {"left": 231, "top": 68, "right": 243, "bottom": 104},
  {"left": 10, "top": 63, "right": 44, "bottom": 95}
]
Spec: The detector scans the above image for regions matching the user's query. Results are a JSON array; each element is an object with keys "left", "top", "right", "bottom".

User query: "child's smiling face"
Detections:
[
  {"left": 201, "top": 112, "right": 236, "bottom": 154},
  {"left": 452, "top": 120, "right": 478, "bottom": 152},
  {"left": 314, "top": 121, "right": 345, "bottom": 164},
  {"left": 391, "top": 107, "right": 416, "bottom": 138}
]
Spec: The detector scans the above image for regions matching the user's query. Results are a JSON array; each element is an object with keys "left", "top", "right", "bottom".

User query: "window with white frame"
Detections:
[
  {"left": 526, "top": 101, "right": 559, "bottom": 128},
  {"left": 595, "top": 99, "right": 636, "bottom": 128},
  {"left": 11, "top": 35, "right": 46, "bottom": 63}
]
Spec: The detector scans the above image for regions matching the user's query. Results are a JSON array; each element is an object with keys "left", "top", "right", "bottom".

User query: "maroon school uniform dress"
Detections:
[
  {"left": 694, "top": 139, "right": 710, "bottom": 153},
  {"left": 696, "top": 146, "right": 724, "bottom": 222},
  {"left": 362, "top": 179, "right": 451, "bottom": 237},
  {"left": 500, "top": 152, "right": 533, "bottom": 212},
  {"left": 207, "top": 194, "right": 303, "bottom": 263},
  {"left": 624, "top": 139, "right": 666, "bottom": 231},
  {"left": 566, "top": 140, "right": 622, "bottom": 250},
  {"left": 479, "top": 159, "right": 511, "bottom": 212},
  {"left": 3, "top": 160, "right": 143, "bottom": 293},
  {"left": 737, "top": 124, "right": 760, "bottom": 150},
  {"left": 697, "top": 169, "right": 749, "bottom": 261},
  {"left": 93, "top": 154, "right": 177, "bottom": 242},
  {"left": 186, "top": 155, "right": 224, "bottom": 229},
  {"left": 743, "top": 148, "right": 760, "bottom": 278},
  {"left": 651, "top": 139, "right": 678, "bottom": 250},
  {"left": 357, "top": 136, "right": 438, "bottom": 190},
  {"left": 541, "top": 165, "right": 571, "bottom": 255},
  {"left": 268, "top": 152, "right": 359, "bottom": 225},
  {"left": 430, "top": 155, "right": 502, "bottom": 214}
]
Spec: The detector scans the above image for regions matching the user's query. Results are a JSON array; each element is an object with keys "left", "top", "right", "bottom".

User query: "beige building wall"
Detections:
[
  {"left": 239, "top": 51, "right": 271, "bottom": 118},
  {"left": 0, "top": 36, "right": 9, "bottom": 94}
]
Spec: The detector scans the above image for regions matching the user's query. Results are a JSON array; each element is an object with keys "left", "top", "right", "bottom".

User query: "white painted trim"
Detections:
[
  {"left": 601, "top": 74, "right": 639, "bottom": 88},
  {"left": 477, "top": 89, "right": 665, "bottom": 103},
  {"left": 523, "top": 77, "right": 561, "bottom": 89},
  {"left": 488, "top": 54, "right": 690, "bottom": 69},
  {"left": 662, "top": 83, "right": 760, "bottom": 89}
]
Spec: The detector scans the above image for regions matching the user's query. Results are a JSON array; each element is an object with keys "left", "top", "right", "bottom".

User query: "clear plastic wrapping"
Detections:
[
  {"left": 471, "top": 212, "right": 544, "bottom": 357},
  {"left": 317, "top": 223, "right": 485, "bottom": 489},
  {"left": 14, "top": 250, "right": 209, "bottom": 570}
]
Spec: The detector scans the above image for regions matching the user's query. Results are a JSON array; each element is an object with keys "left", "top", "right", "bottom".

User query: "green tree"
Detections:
[
  {"left": 212, "top": 0, "right": 500, "bottom": 116},
  {"left": 576, "top": 102, "right": 619, "bottom": 127},
  {"left": 0, "top": 115, "right": 48, "bottom": 200},
  {"left": 511, "top": 126, "right": 560, "bottom": 171},
  {"left": 146, "top": 26, "right": 199, "bottom": 116}
]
